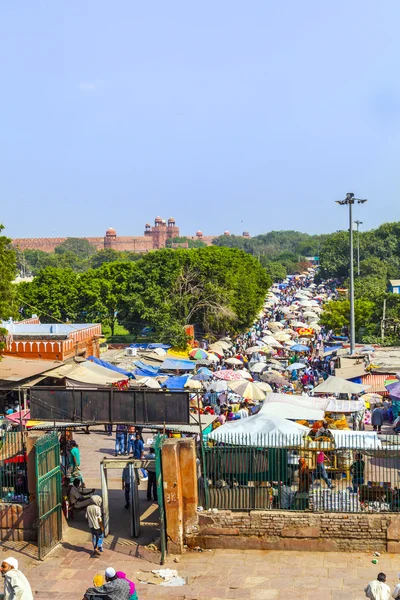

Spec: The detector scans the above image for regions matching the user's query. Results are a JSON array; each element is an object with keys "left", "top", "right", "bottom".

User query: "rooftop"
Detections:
[{"left": 1, "top": 320, "right": 99, "bottom": 336}]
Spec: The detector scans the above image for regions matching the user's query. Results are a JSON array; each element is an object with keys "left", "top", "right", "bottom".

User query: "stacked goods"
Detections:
[{"left": 309, "top": 489, "right": 360, "bottom": 512}]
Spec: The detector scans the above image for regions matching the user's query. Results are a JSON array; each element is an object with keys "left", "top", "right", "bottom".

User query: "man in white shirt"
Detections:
[
  {"left": 1, "top": 557, "right": 33, "bottom": 600},
  {"left": 364, "top": 572, "right": 391, "bottom": 600}
]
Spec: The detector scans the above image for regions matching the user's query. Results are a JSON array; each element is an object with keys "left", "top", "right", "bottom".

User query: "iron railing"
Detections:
[
  {"left": 200, "top": 433, "right": 400, "bottom": 513},
  {"left": 0, "top": 431, "right": 28, "bottom": 504}
]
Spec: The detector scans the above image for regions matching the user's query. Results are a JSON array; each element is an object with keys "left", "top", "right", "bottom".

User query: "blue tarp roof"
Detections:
[
  {"left": 87, "top": 356, "right": 135, "bottom": 378},
  {"left": 160, "top": 358, "right": 195, "bottom": 371},
  {"left": 133, "top": 361, "right": 160, "bottom": 377},
  {"left": 161, "top": 375, "right": 189, "bottom": 390},
  {"left": 130, "top": 343, "right": 171, "bottom": 350}
]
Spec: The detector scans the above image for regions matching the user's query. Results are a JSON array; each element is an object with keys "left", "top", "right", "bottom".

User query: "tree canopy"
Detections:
[
  {"left": 16, "top": 246, "right": 271, "bottom": 348},
  {"left": 0, "top": 225, "right": 17, "bottom": 320}
]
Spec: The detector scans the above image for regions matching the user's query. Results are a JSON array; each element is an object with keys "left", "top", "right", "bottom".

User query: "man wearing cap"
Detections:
[
  {"left": 1, "top": 557, "right": 33, "bottom": 600},
  {"left": 84, "top": 567, "right": 130, "bottom": 599}
]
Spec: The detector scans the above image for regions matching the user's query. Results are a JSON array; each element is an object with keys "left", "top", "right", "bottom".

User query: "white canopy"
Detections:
[
  {"left": 208, "top": 413, "right": 308, "bottom": 446},
  {"left": 313, "top": 375, "right": 370, "bottom": 394},
  {"left": 325, "top": 397, "right": 365, "bottom": 413}
]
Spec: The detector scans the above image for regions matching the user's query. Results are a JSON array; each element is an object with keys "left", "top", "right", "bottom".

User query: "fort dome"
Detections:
[
  {"left": 155, "top": 216, "right": 162, "bottom": 223},
  {"left": 168, "top": 217, "right": 175, "bottom": 223},
  {"left": 106, "top": 227, "right": 116, "bottom": 237},
  {"left": 224, "top": 230, "right": 230, "bottom": 236},
  {"left": 196, "top": 230, "right": 203, "bottom": 236}
]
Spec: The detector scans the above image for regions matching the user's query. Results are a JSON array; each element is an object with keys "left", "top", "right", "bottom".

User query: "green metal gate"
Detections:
[
  {"left": 35, "top": 432, "right": 62, "bottom": 560},
  {"left": 154, "top": 434, "right": 167, "bottom": 564}
]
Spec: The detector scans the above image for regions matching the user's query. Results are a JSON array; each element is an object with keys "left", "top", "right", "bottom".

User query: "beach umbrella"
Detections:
[
  {"left": 386, "top": 381, "right": 400, "bottom": 398},
  {"left": 189, "top": 348, "right": 209, "bottom": 360},
  {"left": 198, "top": 367, "right": 213, "bottom": 376},
  {"left": 214, "top": 370, "right": 243, "bottom": 381},
  {"left": 192, "top": 372, "right": 211, "bottom": 381},
  {"left": 228, "top": 380, "right": 266, "bottom": 401},
  {"left": 245, "top": 346, "right": 262, "bottom": 355},
  {"left": 196, "top": 359, "right": 212, "bottom": 367},
  {"left": 209, "top": 342, "right": 226, "bottom": 353},
  {"left": 208, "top": 380, "right": 228, "bottom": 392},
  {"left": 225, "top": 357, "right": 243, "bottom": 366},
  {"left": 185, "top": 378, "right": 203, "bottom": 390},
  {"left": 262, "top": 335, "right": 278, "bottom": 345},
  {"left": 303, "top": 311, "right": 318, "bottom": 318},
  {"left": 207, "top": 353, "right": 220, "bottom": 363},
  {"left": 309, "top": 323, "right": 321, "bottom": 332},
  {"left": 249, "top": 362, "right": 268, "bottom": 374},
  {"left": 286, "top": 362, "right": 307, "bottom": 371},
  {"left": 290, "top": 344, "right": 311, "bottom": 352},
  {"left": 254, "top": 381, "right": 273, "bottom": 393},
  {"left": 291, "top": 320, "right": 305, "bottom": 328},
  {"left": 274, "top": 333, "right": 292, "bottom": 342},
  {"left": 235, "top": 369, "right": 253, "bottom": 380},
  {"left": 261, "top": 372, "right": 288, "bottom": 386},
  {"left": 362, "top": 393, "right": 383, "bottom": 405}
]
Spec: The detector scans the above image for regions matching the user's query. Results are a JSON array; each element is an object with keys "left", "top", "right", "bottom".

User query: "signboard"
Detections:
[{"left": 30, "top": 387, "right": 190, "bottom": 425}]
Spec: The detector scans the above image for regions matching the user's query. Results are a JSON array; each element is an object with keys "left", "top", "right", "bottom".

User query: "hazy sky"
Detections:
[{"left": 1, "top": 1, "right": 400, "bottom": 239}]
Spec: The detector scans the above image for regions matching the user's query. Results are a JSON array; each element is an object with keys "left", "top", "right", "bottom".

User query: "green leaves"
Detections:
[{"left": 0, "top": 224, "right": 17, "bottom": 320}]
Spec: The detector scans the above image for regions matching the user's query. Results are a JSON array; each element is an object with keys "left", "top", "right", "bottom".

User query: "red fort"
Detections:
[{"left": 12, "top": 217, "right": 251, "bottom": 253}]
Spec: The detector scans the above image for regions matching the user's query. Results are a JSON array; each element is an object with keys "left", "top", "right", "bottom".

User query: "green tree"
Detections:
[
  {"left": 79, "top": 262, "right": 136, "bottom": 335},
  {"left": 90, "top": 249, "right": 122, "bottom": 269},
  {"left": 55, "top": 238, "right": 96, "bottom": 259},
  {"left": 17, "top": 267, "right": 80, "bottom": 322},
  {"left": 0, "top": 225, "right": 17, "bottom": 320},
  {"left": 320, "top": 298, "right": 375, "bottom": 337}
]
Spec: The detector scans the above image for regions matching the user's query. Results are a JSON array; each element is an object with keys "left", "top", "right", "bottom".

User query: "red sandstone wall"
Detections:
[{"left": 12, "top": 237, "right": 104, "bottom": 253}]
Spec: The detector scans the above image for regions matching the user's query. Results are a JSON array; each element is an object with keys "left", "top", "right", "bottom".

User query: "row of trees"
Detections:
[{"left": 17, "top": 246, "right": 271, "bottom": 347}]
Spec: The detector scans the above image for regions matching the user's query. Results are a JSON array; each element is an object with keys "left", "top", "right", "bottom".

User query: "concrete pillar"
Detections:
[
  {"left": 179, "top": 438, "right": 198, "bottom": 533},
  {"left": 162, "top": 439, "right": 183, "bottom": 554}
]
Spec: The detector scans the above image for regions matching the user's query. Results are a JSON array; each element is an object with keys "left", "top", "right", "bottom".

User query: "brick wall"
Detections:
[{"left": 186, "top": 510, "right": 400, "bottom": 553}]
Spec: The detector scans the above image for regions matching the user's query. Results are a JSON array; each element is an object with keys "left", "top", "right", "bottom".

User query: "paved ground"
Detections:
[
  {"left": 3, "top": 425, "right": 400, "bottom": 598},
  {"left": 6, "top": 543, "right": 400, "bottom": 599}
]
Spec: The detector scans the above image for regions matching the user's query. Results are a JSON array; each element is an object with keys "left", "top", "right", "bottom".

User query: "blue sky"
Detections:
[{"left": 1, "top": 1, "right": 400, "bottom": 238}]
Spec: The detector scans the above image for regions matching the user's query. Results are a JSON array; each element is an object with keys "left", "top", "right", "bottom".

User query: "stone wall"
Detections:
[{"left": 186, "top": 510, "right": 400, "bottom": 553}]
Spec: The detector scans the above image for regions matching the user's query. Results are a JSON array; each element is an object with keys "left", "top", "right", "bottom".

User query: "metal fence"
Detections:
[
  {"left": 200, "top": 433, "right": 400, "bottom": 513},
  {"left": 0, "top": 431, "right": 28, "bottom": 504}
]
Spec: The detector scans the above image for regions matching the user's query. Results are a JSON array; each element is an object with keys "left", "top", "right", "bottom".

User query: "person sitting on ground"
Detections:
[
  {"left": 69, "top": 478, "right": 95, "bottom": 510},
  {"left": 1, "top": 556, "right": 33, "bottom": 600},
  {"left": 315, "top": 420, "right": 333, "bottom": 440},
  {"left": 84, "top": 567, "right": 130, "bottom": 600},
  {"left": 364, "top": 572, "right": 391, "bottom": 599},
  {"left": 116, "top": 571, "right": 138, "bottom": 600}
]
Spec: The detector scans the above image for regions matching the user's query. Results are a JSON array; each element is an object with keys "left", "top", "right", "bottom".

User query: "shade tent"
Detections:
[
  {"left": 263, "top": 392, "right": 330, "bottom": 413},
  {"left": 261, "top": 402, "right": 325, "bottom": 420},
  {"left": 325, "top": 398, "right": 365, "bottom": 413},
  {"left": 208, "top": 413, "right": 308, "bottom": 446},
  {"left": 160, "top": 358, "right": 195, "bottom": 371},
  {"left": 161, "top": 375, "right": 189, "bottom": 390},
  {"left": 44, "top": 361, "right": 128, "bottom": 387},
  {"left": 313, "top": 375, "right": 370, "bottom": 394},
  {"left": 130, "top": 377, "right": 161, "bottom": 389}
]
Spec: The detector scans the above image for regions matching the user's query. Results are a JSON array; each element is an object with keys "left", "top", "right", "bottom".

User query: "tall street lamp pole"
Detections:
[
  {"left": 336, "top": 193, "right": 367, "bottom": 355},
  {"left": 354, "top": 220, "right": 363, "bottom": 276}
]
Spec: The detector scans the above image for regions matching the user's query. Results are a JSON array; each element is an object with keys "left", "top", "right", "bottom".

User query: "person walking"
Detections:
[
  {"left": 115, "top": 424, "right": 127, "bottom": 456},
  {"left": 351, "top": 452, "right": 365, "bottom": 493},
  {"left": 133, "top": 433, "right": 147, "bottom": 481},
  {"left": 122, "top": 465, "right": 131, "bottom": 509},
  {"left": 1, "top": 557, "right": 33, "bottom": 600},
  {"left": 145, "top": 447, "right": 158, "bottom": 502},
  {"left": 126, "top": 426, "right": 136, "bottom": 455},
  {"left": 364, "top": 572, "right": 391, "bottom": 599},
  {"left": 371, "top": 406, "right": 384, "bottom": 434},
  {"left": 312, "top": 451, "right": 334, "bottom": 489},
  {"left": 85, "top": 495, "right": 104, "bottom": 556}
]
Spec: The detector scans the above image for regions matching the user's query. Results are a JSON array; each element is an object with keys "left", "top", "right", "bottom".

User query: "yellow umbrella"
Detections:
[{"left": 227, "top": 380, "right": 266, "bottom": 401}]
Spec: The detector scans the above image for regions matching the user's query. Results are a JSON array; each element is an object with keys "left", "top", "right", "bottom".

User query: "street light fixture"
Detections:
[
  {"left": 335, "top": 193, "right": 367, "bottom": 355},
  {"left": 354, "top": 220, "right": 363, "bottom": 276}
]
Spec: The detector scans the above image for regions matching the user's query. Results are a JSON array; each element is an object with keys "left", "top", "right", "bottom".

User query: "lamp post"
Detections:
[
  {"left": 336, "top": 193, "right": 367, "bottom": 355},
  {"left": 354, "top": 220, "right": 363, "bottom": 276}
]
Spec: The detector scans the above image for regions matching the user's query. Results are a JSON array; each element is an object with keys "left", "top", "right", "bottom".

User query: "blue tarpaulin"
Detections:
[
  {"left": 160, "top": 358, "right": 195, "bottom": 371},
  {"left": 133, "top": 361, "right": 160, "bottom": 377},
  {"left": 129, "top": 343, "right": 171, "bottom": 350},
  {"left": 87, "top": 356, "right": 135, "bottom": 378},
  {"left": 161, "top": 375, "right": 189, "bottom": 390}
]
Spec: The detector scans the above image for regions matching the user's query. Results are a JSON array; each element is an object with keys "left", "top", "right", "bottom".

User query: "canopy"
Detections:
[
  {"left": 208, "top": 413, "right": 308, "bottom": 446},
  {"left": 87, "top": 356, "right": 134, "bottom": 378},
  {"left": 44, "top": 361, "right": 128, "bottom": 386},
  {"left": 225, "top": 357, "right": 243, "bottom": 366},
  {"left": 160, "top": 358, "right": 195, "bottom": 371},
  {"left": 313, "top": 375, "right": 370, "bottom": 394},
  {"left": 214, "top": 370, "right": 243, "bottom": 381},
  {"left": 286, "top": 362, "right": 307, "bottom": 371},
  {"left": 325, "top": 398, "right": 365, "bottom": 413},
  {"left": 189, "top": 348, "right": 209, "bottom": 360},
  {"left": 290, "top": 344, "right": 310, "bottom": 352},
  {"left": 249, "top": 362, "right": 268, "bottom": 374},
  {"left": 161, "top": 375, "right": 190, "bottom": 389}
]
